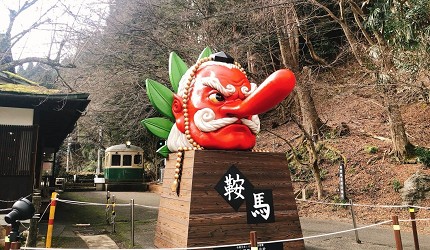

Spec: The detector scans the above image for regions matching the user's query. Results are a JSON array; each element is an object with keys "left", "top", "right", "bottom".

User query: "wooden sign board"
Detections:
[{"left": 154, "top": 150, "right": 304, "bottom": 249}]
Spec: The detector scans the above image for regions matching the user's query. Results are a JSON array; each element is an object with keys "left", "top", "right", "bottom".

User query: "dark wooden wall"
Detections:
[
  {"left": 0, "top": 125, "right": 37, "bottom": 210},
  {"left": 155, "top": 150, "right": 304, "bottom": 249}
]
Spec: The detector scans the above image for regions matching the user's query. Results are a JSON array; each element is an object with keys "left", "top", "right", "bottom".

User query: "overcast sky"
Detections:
[{"left": 0, "top": 0, "right": 108, "bottom": 60}]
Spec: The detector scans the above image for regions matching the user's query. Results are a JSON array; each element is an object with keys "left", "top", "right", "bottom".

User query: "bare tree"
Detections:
[
  {"left": 304, "top": 0, "right": 430, "bottom": 160},
  {"left": 61, "top": 0, "right": 191, "bottom": 176},
  {"left": 0, "top": 1, "right": 82, "bottom": 73}
]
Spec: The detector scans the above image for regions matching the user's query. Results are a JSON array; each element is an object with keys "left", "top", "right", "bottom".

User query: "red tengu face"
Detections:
[{"left": 173, "top": 63, "right": 258, "bottom": 150}]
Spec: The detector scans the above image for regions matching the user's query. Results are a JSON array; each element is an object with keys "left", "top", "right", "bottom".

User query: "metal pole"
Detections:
[
  {"left": 96, "top": 128, "right": 103, "bottom": 176},
  {"left": 46, "top": 192, "right": 58, "bottom": 248},
  {"left": 392, "top": 215, "right": 403, "bottom": 250},
  {"left": 130, "top": 199, "right": 135, "bottom": 246},
  {"left": 97, "top": 148, "right": 101, "bottom": 176},
  {"left": 111, "top": 195, "right": 116, "bottom": 233},
  {"left": 250, "top": 231, "right": 257, "bottom": 250},
  {"left": 349, "top": 199, "right": 361, "bottom": 243},
  {"left": 409, "top": 208, "right": 420, "bottom": 250},
  {"left": 105, "top": 191, "right": 110, "bottom": 224},
  {"left": 66, "top": 140, "right": 71, "bottom": 172}
]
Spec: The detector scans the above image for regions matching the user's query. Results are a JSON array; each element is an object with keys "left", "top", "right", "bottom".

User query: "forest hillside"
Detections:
[{"left": 256, "top": 61, "right": 430, "bottom": 233}]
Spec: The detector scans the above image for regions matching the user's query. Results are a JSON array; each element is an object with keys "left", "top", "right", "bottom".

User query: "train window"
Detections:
[
  {"left": 112, "top": 154, "right": 121, "bottom": 166},
  {"left": 134, "top": 154, "right": 142, "bottom": 164},
  {"left": 123, "top": 154, "right": 132, "bottom": 166}
]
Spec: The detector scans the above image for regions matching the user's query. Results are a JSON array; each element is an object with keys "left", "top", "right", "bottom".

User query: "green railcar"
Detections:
[{"left": 104, "top": 143, "right": 144, "bottom": 184}]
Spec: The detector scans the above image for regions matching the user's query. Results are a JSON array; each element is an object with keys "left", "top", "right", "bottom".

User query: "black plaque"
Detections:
[{"left": 215, "top": 165, "right": 254, "bottom": 211}]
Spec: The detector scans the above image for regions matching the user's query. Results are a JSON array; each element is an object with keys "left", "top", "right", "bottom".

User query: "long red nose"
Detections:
[{"left": 221, "top": 69, "right": 296, "bottom": 117}]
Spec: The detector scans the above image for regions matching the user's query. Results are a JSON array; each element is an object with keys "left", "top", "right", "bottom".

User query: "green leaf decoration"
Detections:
[
  {"left": 169, "top": 52, "right": 188, "bottom": 93},
  {"left": 156, "top": 145, "right": 171, "bottom": 158},
  {"left": 146, "top": 79, "right": 174, "bottom": 120},
  {"left": 198, "top": 47, "right": 213, "bottom": 60},
  {"left": 141, "top": 117, "right": 174, "bottom": 139}
]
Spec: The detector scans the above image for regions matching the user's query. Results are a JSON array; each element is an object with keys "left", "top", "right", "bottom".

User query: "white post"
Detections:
[
  {"left": 66, "top": 139, "right": 71, "bottom": 172},
  {"left": 130, "top": 199, "right": 135, "bottom": 246},
  {"left": 96, "top": 128, "right": 103, "bottom": 175}
]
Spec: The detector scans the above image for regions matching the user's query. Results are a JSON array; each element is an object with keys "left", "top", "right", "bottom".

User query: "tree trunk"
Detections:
[
  {"left": 296, "top": 67, "right": 325, "bottom": 142},
  {"left": 246, "top": 49, "right": 256, "bottom": 75},
  {"left": 273, "top": 1, "right": 324, "bottom": 198},
  {"left": 306, "top": 142, "right": 323, "bottom": 200},
  {"left": 294, "top": 119, "right": 324, "bottom": 200},
  {"left": 272, "top": 2, "right": 296, "bottom": 70},
  {"left": 386, "top": 103, "right": 414, "bottom": 159}
]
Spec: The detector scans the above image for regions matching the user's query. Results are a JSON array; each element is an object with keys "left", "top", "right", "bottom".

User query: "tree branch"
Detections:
[{"left": 0, "top": 57, "right": 75, "bottom": 72}]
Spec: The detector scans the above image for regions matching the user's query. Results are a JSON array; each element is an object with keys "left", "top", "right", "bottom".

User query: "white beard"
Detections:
[{"left": 166, "top": 124, "right": 193, "bottom": 152}]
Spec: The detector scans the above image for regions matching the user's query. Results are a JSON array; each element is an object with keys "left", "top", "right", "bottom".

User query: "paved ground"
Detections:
[{"left": 4, "top": 190, "right": 430, "bottom": 249}]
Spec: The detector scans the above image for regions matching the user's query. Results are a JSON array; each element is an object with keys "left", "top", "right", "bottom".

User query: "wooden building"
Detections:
[{"left": 0, "top": 71, "right": 90, "bottom": 208}]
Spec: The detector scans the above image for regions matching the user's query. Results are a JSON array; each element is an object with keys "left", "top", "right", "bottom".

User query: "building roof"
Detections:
[
  {"left": 0, "top": 71, "right": 90, "bottom": 149},
  {"left": 105, "top": 144, "right": 144, "bottom": 152}
]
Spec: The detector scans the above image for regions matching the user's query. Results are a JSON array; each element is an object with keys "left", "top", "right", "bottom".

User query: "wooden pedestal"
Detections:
[{"left": 154, "top": 150, "right": 304, "bottom": 249}]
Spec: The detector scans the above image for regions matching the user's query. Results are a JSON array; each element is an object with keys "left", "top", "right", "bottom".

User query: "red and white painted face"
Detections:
[
  {"left": 190, "top": 64, "right": 259, "bottom": 150},
  {"left": 172, "top": 61, "right": 296, "bottom": 151},
  {"left": 173, "top": 63, "right": 258, "bottom": 150}
]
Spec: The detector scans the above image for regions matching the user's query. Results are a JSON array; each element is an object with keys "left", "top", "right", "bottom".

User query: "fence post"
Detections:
[
  {"left": 392, "top": 215, "right": 403, "bottom": 250},
  {"left": 4, "top": 224, "right": 11, "bottom": 250},
  {"left": 105, "top": 191, "right": 111, "bottom": 224},
  {"left": 409, "top": 207, "right": 419, "bottom": 250},
  {"left": 111, "top": 195, "right": 116, "bottom": 233},
  {"left": 9, "top": 242, "right": 20, "bottom": 250},
  {"left": 27, "top": 192, "right": 41, "bottom": 247},
  {"left": 130, "top": 199, "right": 135, "bottom": 246},
  {"left": 250, "top": 231, "right": 257, "bottom": 250},
  {"left": 349, "top": 199, "right": 361, "bottom": 243},
  {"left": 339, "top": 163, "right": 346, "bottom": 200},
  {"left": 45, "top": 192, "right": 58, "bottom": 248}
]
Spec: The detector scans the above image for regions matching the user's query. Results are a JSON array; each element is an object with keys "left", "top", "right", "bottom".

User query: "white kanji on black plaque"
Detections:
[
  {"left": 245, "top": 189, "right": 275, "bottom": 224},
  {"left": 214, "top": 165, "right": 254, "bottom": 211}
]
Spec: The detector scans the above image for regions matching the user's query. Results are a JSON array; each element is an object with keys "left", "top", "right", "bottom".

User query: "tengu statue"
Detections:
[{"left": 142, "top": 48, "right": 295, "bottom": 154}]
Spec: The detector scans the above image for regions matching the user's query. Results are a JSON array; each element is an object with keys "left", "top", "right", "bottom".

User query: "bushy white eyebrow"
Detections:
[{"left": 196, "top": 72, "right": 236, "bottom": 97}]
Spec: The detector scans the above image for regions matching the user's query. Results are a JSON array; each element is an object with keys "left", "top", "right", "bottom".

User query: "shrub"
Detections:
[
  {"left": 320, "top": 168, "right": 329, "bottom": 180},
  {"left": 323, "top": 149, "right": 341, "bottom": 163},
  {"left": 364, "top": 145, "right": 378, "bottom": 154},
  {"left": 393, "top": 179, "right": 402, "bottom": 192},
  {"left": 415, "top": 147, "right": 430, "bottom": 167}
]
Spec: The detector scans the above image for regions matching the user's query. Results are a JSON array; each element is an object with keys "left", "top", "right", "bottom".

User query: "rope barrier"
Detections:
[
  {"left": 261, "top": 220, "right": 393, "bottom": 244},
  {"left": 0, "top": 200, "right": 17, "bottom": 203},
  {"left": 399, "top": 218, "right": 430, "bottom": 223},
  {"left": 38, "top": 203, "right": 51, "bottom": 223},
  {"left": 56, "top": 198, "right": 158, "bottom": 209},
  {"left": 57, "top": 197, "right": 430, "bottom": 211},
  {"left": 296, "top": 198, "right": 430, "bottom": 210},
  {"left": 54, "top": 196, "right": 430, "bottom": 211},
  {"left": 57, "top": 198, "right": 129, "bottom": 207},
  {"left": 0, "top": 208, "right": 12, "bottom": 212},
  {"left": 19, "top": 196, "right": 430, "bottom": 250},
  {"left": 0, "top": 194, "right": 31, "bottom": 203},
  {"left": 16, "top": 219, "right": 400, "bottom": 250},
  {"left": 134, "top": 204, "right": 159, "bottom": 209}
]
